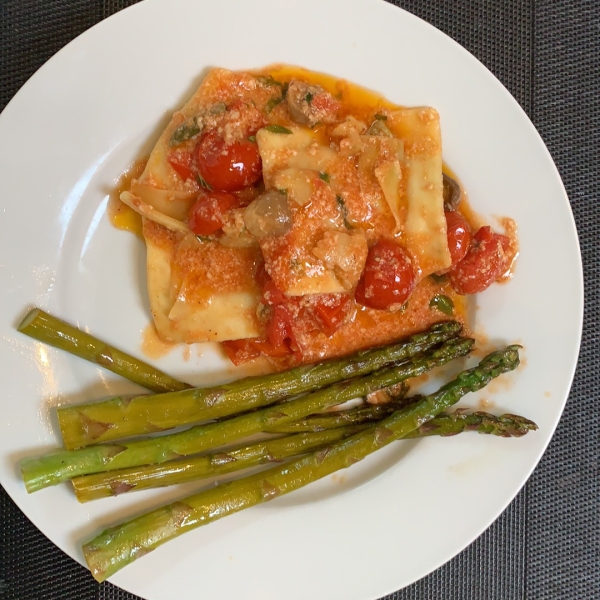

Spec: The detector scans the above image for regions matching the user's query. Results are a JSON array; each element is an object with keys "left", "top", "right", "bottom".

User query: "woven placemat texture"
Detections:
[{"left": 1, "top": 1, "right": 598, "bottom": 599}]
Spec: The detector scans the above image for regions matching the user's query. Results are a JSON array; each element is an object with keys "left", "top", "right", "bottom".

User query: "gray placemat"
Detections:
[{"left": 1, "top": 1, "right": 598, "bottom": 598}]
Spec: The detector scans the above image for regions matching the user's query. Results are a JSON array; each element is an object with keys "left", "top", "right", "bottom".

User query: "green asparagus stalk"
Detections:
[
  {"left": 266, "top": 399, "right": 410, "bottom": 433},
  {"left": 17, "top": 308, "right": 190, "bottom": 393},
  {"left": 73, "top": 410, "right": 536, "bottom": 502},
  {"left": 72, "top": 426, "right": 367, "bottom": 502},
  {"left": 57, "top": 321, "right": 462, "bottom": 449},
  {"left": 413, "top": 410, "right": 538, "bottom": 438},
  {"left": 21, "top": 338, "right": 473, "bottom": 492},
  {"left": 83, "top": 345, "right": 520, "bottom": 582}
]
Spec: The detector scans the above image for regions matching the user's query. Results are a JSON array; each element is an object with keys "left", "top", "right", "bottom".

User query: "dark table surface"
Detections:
[{"left": 1, "top": 1, "right": 598, "bottom": 599}]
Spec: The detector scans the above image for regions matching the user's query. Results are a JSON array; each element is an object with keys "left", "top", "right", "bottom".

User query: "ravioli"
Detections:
[
  {"left": 119, "top": 65, "right": 459, "bottom": 358},
  {"left": 121, "top": 69, "right": 271, "bottom": 342}
]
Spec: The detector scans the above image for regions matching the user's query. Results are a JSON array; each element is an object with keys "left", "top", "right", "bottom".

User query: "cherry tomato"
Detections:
[
  {"left": 314, "top": 295, "right": 352, "bottom": 336},
  {"left": 355, "top": 240, "right": 416, "bottom": 311},
  {"left": 167, "top": 150, "right": 194, "bottom": 181},
  {"left": 448, "top": 226, "right": 511, "bottom": 295},
  {"left": 196, "top": 131, "right": 262, "bottom": 191},
  {"left": 187, "top": 191, "right": 239, "bottom": 236},
  {"left": 445, "top": 210, "right": 472, "bottom": 268}
]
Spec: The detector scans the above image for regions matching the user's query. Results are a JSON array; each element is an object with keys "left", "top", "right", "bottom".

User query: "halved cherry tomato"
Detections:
[
  {"left": 355, "top": 240, "right": 416, "bottom": 311},
  {"left": 167, "top": 150, "right": 194, "bottom": 181},
  {"left": 448, "top": 226, "right": 511, "bottom": 295},
  {"left": 187, "top": 191, "right": 239, "bottom": 236},
  {"left": 196, "top": 131, "right": 262, "bottom": 191},
  {"left": 445, "top": 210, "right": 472, "bottom": 268},
  {"left": 314, "top": 295, "right": 352, "bottom": 337}
]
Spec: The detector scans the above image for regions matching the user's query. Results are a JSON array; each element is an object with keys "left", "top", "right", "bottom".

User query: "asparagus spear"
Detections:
[
  {"left": 73, "top": 410, "right": 536, "bottom": 502},
  {"left": 17, "top": 308, "right": 190, "bottom": 393},
  {"left": 72, "top": 426, "right": 367, "bottom": 502},
  {"left": 57, "top": 321, "right": 462, "bottom": 449},
  {"left": 83, "top": 345, "right": 520, "bottom": 582},
  {"left": 413, "top": 411, "right": 538, "bottom": 438},
  {"left": 266, "top": 400, "right": 409, "bottom": 433},
  {"left": 21, "top": 338, "right": 473, "bottom": 492}
]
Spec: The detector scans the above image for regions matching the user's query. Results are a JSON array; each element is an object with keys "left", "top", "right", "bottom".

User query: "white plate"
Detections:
[{"left": 0, "top": 0, "right": 583, "bottom": 598}]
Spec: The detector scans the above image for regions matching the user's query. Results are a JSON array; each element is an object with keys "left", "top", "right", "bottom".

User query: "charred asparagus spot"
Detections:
[
  {"left": 73, "top": 410, "right": 536, "bottom": 502},
  {"left": 17, "top": 308, "right": 190, "bottom": 394},
  {"left": 21, "top": 337, "right": 474, "bottom": 492},
  {"left": 56, "top": 321, "right": 463, "bottom": 449},
  {"left": 82, "top": 345, "right": 520, "bottom": 582}
]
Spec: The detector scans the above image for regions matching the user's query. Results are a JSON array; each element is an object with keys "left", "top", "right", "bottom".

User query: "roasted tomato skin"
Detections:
[
  {"left": 448, "top": 226, "right": 511, "bottom": 294},
  {"left": 355, "top": 240, "right": 416, "bottom": 311},
  {"left": 196, "top": 131, "right": 262, "bottom": 191},
  {"left": 167, "top": 150, "right": 195, "bottom": 181},
  {"left": 187, "top": 191, "right": 239, "bottom": 236},
  {"left": 444, "top": 210, "right": 472, "bottom": 268},
  {"left": 221, "top": 339, "right": 261, "bottom": 365},
  {"left": 313, "top": 295, "right": 352, "bottom": 337}
]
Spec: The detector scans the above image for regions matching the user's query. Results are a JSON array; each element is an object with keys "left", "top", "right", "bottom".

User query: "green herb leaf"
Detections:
[
  {"left": 208, "top": 102, "right": 227, "bottom": 115},
  {"left": 169, "top": 119, "right": 201, "bottom": 147},
  {"left": 247, "top": 135, "right": 256, "bottom": 142},
  {"left": 196, "top": 175, "right": 213, "bottom": 190},
  {"left": 374, "top": 113, "right": 387, "bottom": 121},
  {"left": 429, "top": 273, "right": 448, "bottom": 284},
  {"left": 319, "top": 172, "right": 330, "bottom": 183},
  {"left": 289, "top": 258, "right": 304, "bottom": 273},
  {"left": 265, "top": 124, "right": 293, "bottom": 134},
  {"left": 367, "top": 119, "right": 393, "bottom": 137},
  {"left": 336, "top": 195, "right": 353, "bottom": 229},
  {"left": 257, "top": 75, "right": 283, "bottom": 88},
  {"left": 429, "top": 294, "right": 454, "bottom": 316},
  {"left": 265, "top": 96, "right": 283, "bottom": 113},
  {"left": 305, "top": 92, "right": 314, "bottom": 104}
]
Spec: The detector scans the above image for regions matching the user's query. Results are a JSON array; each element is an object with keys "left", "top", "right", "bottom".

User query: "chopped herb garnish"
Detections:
[
  {"left": 374, "top": 113, "right": 387, "bottom": 121},
  {"left": 196, "top": 175, "right": 213, "bottom": 190},
  {"left": 169, "top": 118, "right": 201, "bottom": 147},
  {"left": 247, "top": 135, "right": 256, "bottom": 142},
  {"left": 277, "top": 188, "right": 288, "bottom": 196},
  {"left": 319, "top": 172, "right": 330, "bottom": 183},
  {"left": 265, "top": 124, "right": 293, "bottom": 134},
  {"left": 429, "top": 294, "right": 454, "bottom": 316},
  {"left": 336, "top": 195, "right": 353, "bottom": 229},
  {"left": 305, "top": 92, "right": 314, "bottom": 104},
  {"left": 289, "top": 258, "right": 303, "bottom": 272},
  {"left": 265, "top": 96, "right": 283, "bottom": 113},
  {"left": 257, "top": 75, "right": 283, "bottom": 88},
  {"left": 208, "top": 102, "right": 227, "bottom": 115},
  {"left": 196, "top": 235, "right": 211, "bottom": 243},
  {"left": 367, "top": 119, "right": 393, "bottom": 137},
  {"left": 430, "top": 273, "right": 448, "bottom": 284},
  {"left": 281, "top": 82, "right": 289, "bottom": 98}
]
